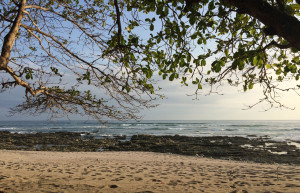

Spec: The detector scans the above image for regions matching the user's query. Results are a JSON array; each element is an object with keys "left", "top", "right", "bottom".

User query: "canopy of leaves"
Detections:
[
  {"left": 123, "top": 0, "right": 300, "bottom": 109},
  {"left": 0, "top": 0, "right": 299, "bottom": 120},
  {"left": 0, "top": 0, "right": 159, "bottom": 120}
]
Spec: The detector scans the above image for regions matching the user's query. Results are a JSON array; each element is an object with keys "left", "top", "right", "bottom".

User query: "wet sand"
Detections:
[{"left": 0, "top": 150, "right": 299, "bottom": 193}]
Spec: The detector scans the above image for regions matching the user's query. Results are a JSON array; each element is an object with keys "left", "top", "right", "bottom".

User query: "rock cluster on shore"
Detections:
[{"left": 0, "top": 131, "right": 299, "bottom": 165}]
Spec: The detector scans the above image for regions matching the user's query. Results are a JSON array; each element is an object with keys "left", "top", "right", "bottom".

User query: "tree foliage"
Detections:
[
  {"left": 125, "top": 0, "right": 300, "bottom": 109},
  {"left": 0, "top": 0, "right": 159, "bottom": 120},
  {"left": 0, "top": 0, "right": 299, "bottom": 120}
]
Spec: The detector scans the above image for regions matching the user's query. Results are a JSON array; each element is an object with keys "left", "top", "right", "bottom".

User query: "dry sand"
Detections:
[{"left": 0, "top": 150, "right": 299, "bottom": 193}]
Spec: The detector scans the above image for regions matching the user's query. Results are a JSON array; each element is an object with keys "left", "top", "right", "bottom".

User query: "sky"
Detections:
[
  {"left": 141, "top": 77, "right": 300, "bottom": 120},
  {"left": 1, "top": 74, "right": 300, "bottom": 121},
  {"left": 1, "top": 2, "right": 300, "bottom": 121}
]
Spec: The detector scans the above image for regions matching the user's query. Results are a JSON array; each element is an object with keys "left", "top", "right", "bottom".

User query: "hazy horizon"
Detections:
[{"left": 1, "top": 79, "right": 300, "bottom": 121}]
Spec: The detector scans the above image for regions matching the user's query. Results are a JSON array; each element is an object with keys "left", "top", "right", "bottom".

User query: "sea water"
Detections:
[{"left": 0, "top": 120, "right": 300, "bottom": 141}]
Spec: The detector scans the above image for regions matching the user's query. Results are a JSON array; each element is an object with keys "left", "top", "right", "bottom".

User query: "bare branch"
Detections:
[{"left": 114, "top": 0, "right": 122, "bottom": 46}]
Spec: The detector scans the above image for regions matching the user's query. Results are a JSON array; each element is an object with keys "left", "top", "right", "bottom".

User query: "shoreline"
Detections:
[
  {"left": 0, "top": 131, "right": 299, "bottom": 165},
  {"left": 1, "top": 150, "right": 300, "bottom": 193}
]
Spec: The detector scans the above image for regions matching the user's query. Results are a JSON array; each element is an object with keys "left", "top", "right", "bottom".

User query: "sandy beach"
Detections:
[{"left": 0, "top": 150, "right": 299, "bottom": 193}]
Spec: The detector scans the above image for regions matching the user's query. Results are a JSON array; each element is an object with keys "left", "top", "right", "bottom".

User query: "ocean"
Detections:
[{"left": 0, "top": 120, "right": 300, "bottom": 142}]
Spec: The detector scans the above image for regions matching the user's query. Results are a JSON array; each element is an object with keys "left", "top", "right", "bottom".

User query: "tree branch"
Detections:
[
  {"left": 19, "top": 23, "right": 107, "bottom": 76},
  {"left": 221, "top": 0, "right": 300, "bottom": 50},
  {"left": 184, "top": 0, "right": 300, "bottom": 50},
  {"left": 0, "top": 0, "right": 26, "bottom": 69},
  {"left": 259, "top": 40, "right": 292, "bottom": 52},
  {"left": 24, "top": 5, "right": 107, "bottom": 49},
  {"left": 5, "top": 65, "right": 46, "bottom": 96},
  {"left": 114, "top": 0, "right": 122, "bottom": 46},
  {"left": 0, "top": 0, "right": 46, "bottom": 96}
]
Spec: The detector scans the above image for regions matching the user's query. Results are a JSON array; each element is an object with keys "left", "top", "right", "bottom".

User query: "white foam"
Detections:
[
  {"left": 287, "top": 141, "right": 300, "bottom": 149},
  {"left": 0, "top": 127, "right": 17, "bottom": 130},
  {"left": 267, "top": 150, "right": 288, "bottom": 155},
  {"left": 241, "top": 144, "right": 253, "bottom": 149}
]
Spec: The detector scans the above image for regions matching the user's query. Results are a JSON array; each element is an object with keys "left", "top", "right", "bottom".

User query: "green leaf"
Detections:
[
  {"left": 169, "top": 73, "right": 175, "bottom": 81},
  {"left": 197, "top": 38, "right": 202, "bottom": 44},
  {"left": 25, "top": 73, "right": 31, "bottom": 80},
  {"left": 276, "top": 68, "right": 282, "bottom": 75},
  {"left": 290, "top": 65, "right": 297, "bottom": 73},
  {"left": 150, "top": 23, "right": 154, "bottom": 31},
  {"left": 232, "top": 60, "right": 238, "bottom": 70},
  {"left": 29, "top": 46, "right": 37, "bottom": 51},
  {"left": 225, "top": 49, "right": 229, "bottom": 57},
  {"left": 291, "top": 47, "right": 299, "bottom": 53},
  {"left": 189, "top": 16, "right": 196, "bottom": 25},
  {"left": 125, "top": 86, "right": 130, "bottom": 93},
  {"left": 290, "top": 4, "right": 300, "bottom": 10},
  {"left": 238, "top": 60, "right": 245, "bottom": 70},
  {"left": 162, "top": 73, "right": 167, "bottom": 80},
  {"left": 187, "top": 54, "right": 191, "bottom": 62},
  {"left": 248, "top": 83, "right": 254, "bottom": 89},
  {"left": 198, "top": 84, "right": 202, "bottom": 89},
  {"left": 131, "top": 37, "right": 138, "bottom": 44},
  {"left": 266, "top": 63, "right": 271, "bottom": 69},
  {"left": 212, "top": 61, "right": 223, "bottom": 73},
  {"left": 191, "top": 33, "right": 197, "bottom": 39},
  {"left": 253, "top": 56, "right": 257, "bottom": 65},
  {"left": 156, "top": 4, "right": 163, "bottom": 15}
]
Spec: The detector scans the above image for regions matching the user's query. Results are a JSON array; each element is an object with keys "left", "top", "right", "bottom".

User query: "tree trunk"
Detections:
[
  {"left": 0, "top": 0, "right": 26, "bottom": 70},
  {"left": 185, "top": 0, "right": 300, "bottom": 50},
  {"left": 222, "top": 0, "right": 300, "bottom": 50}
]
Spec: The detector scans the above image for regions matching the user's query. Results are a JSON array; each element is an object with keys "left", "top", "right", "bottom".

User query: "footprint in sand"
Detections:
[
  {"left": 134, "top": 177, "right": 143, "bottom": 181},
  {"left": 134, "top": 191, "right": 154, "bottom": 193},
  {"left": 109, "top": 184, "right": 118, "bottom": 188},
  {"left": 285, "top": 183, "right": 300, "bottom": 187},
  {"left": 151, "top": 179, "right": 161, "bottom": 182},
  {"left": 233, "top": 181, "right": 251, "bottom": 187},
  {"left": 0, "top": 176, "right": 9, "bottom": 180},
  {"left": 230, "top": 190, "right": 248, "bottom": 193}
]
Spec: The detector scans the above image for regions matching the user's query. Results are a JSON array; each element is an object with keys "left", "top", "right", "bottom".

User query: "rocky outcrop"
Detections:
[{"left": 0, "top": 132, "right": 299, "bottom": 165}]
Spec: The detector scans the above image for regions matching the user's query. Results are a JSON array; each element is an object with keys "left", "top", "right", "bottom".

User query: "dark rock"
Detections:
[{"left": 0, "top": 132, "right": 299, "bottom": 165}]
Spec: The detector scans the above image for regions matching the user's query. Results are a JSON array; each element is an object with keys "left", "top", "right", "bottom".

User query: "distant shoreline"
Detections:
[{"left": 0, "top": 131, "right": 299, "bottom": 165}]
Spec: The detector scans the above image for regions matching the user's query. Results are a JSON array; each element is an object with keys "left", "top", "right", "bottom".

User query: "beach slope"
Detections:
[{"left": 0, "top": 150, "right": 299, "bottom": 193}]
